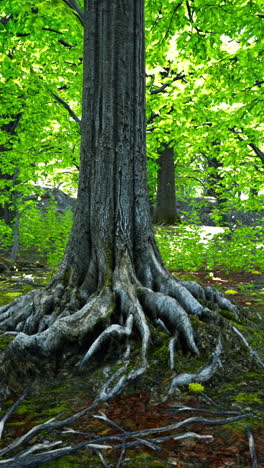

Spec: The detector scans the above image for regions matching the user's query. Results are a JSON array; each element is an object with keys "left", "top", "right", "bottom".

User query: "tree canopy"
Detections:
[{"left": 0, "top": 0, "right": 263, "bottom": 215}]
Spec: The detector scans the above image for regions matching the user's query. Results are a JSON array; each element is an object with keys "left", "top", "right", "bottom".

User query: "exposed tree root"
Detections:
[
  {"left": 168, "top": 338, "right": 223, "bottom": 396},
  {"left": 245, "top": 426, "right": 258, "bottom": 468},
  {"left": 0, "top": 249, "right": 239, "bottom": 396}
]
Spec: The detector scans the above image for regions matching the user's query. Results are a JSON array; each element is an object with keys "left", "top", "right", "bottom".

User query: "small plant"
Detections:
[{"left": 188, "top": 382, "right": 205, "bottom": 392}]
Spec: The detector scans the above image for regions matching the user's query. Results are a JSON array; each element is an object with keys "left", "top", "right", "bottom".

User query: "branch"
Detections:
[
  {"left": 52, "top": 93, "right": 81, "bottom": 126},
  {"left": 0, "top": 14, "right": 12, "bottom": 25},
  {"left": 186, "top": 0, "right": 193, "bottom": 22},
  {"left": 146, "top": 112, "right": 159, "bottom": 125},
  {"left": 62, "top": 0, "right": 84, "bottom": 26},
  {"left": 253, "top": 80, "right": 264, "bottom": 86},
  {"left": 248, "top": 143, "right": 264, "bottom": 165},
  {"left": 42, "top": 27, "right": 63, "bottom": 35},
  {"left": 229, "top": 128, "right": 264, "bottom": 165},
  {"left": 58, "top": 39, "right": 75, "bottom": 48},
  {"left": 150, "top": 74, "right": 186, "bottom": 95}
]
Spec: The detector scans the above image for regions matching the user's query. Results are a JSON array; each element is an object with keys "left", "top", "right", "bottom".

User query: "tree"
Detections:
[
  {"left": 0, "top": 114, "right": 22, "bottom": 226},
  {"left": 154, "top": 144, "right": 180, "bottom": 225},
  {"left": 145, "top": 0, "right": 264, "bottom": 215},
  {"left": 0, "top": 4, "right": 82, "bottom": 217},
  {"left": 0, "top": 0, "right": 237, "bottom": 393}
]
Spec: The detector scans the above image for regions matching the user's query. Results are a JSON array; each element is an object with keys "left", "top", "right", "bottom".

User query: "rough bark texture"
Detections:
[
  {"left": 0, "top": 0, "right": 238, "bottom": 395},
  {"left": 154, "top": 145, "right": 180, "bottom": 225}
]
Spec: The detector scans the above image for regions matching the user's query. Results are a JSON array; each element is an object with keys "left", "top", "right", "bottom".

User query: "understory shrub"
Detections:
[
  {"left": 155, "top": 223, "right": 264, "bottom": 273},
  {"left": 0, "top": 222, "right": 13, "bottom": 250},
  {"left": 19, "top": 203, "right": 73, "bottom": 265}
]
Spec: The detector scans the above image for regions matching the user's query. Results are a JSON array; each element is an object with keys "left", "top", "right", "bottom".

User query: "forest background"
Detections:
[
  {"left": 0, "top": 2, "right": 264, "bottom": 467},
  {"left": 0, "top": 0, "right": 263, "bottom": 275}
]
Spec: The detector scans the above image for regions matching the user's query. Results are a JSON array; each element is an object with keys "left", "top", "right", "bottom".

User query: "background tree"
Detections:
[
  {"left": 154, "top": 144, "right": 180, "bottom": 225},
  {"left": 146, "top": 0, "right": 264, "bottom": 218}
]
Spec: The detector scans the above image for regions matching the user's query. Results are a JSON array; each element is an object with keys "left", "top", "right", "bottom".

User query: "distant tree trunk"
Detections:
[
  {"left": 205, "top": 155, "right": 229, "bottom": 226},
  {"left": 0, "top": 114, "right": 22, "bottom": 226},
  {"left": 1, "top": 0, "right": 236, "bottom": 392},
  {"left": 154, "top": 145, "right": 180, "bottom": 224}
]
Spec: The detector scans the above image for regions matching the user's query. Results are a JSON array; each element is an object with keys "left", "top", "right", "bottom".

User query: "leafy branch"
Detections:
[
  {"left": 51, "top": 93, "right": 81, "bottom": 126},
  {"left": 61, "top": 0, "right": 84, "bottom": 26}
]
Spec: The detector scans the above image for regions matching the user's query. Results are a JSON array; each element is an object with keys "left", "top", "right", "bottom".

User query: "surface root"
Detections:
[
  {"left": 168, "top": 337, "right": 223, "bottom": 395},
  {"left": 0, "top": 249, "right": 238, "bottom": 395}
]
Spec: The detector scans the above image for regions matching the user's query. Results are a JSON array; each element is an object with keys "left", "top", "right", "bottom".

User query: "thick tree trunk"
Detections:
[
  {"left": 0, "top": 0, "right": 238, "bottom": 396},
  {"left": 154, "top": 145, "right": 180, "bottom": 225},
  {"left": 56, "top": 0, "right": 156, "bottom": 293}
]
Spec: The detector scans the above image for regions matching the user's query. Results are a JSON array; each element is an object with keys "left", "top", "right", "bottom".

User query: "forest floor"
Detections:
[{"left": 0, "top": 256, "right": 263, "bottom": 467}]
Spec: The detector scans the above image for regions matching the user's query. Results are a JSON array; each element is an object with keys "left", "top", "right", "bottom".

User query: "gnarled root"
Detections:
[{"left": 0, "top": 248, "right": 238, "bottom": 395}]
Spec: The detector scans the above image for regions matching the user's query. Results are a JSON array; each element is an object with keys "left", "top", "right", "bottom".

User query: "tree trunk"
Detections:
[
  {"left": 205, "top": 155, "right": 230, "bottom": 226},
  {"left": 154, "top": 145, "right": 180, "bottom": 225},
  {"left": 56, "top": 0, "right": 156, "bottom": 293},
  {"left": 0, "top": 114, "right": 22, "bottom": 227},
  {"left": 0, "top": 0, "right": 237, "bottom": 394}
]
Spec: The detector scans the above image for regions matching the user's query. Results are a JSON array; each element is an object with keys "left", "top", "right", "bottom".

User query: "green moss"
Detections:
[
  {"left": 126, "top": 452, "right": 171, "bottom": 467},
  {"left": 219, "top": 310, "right": 238, "bottom": 321},
  {"left": 244, "top": 370, "right": 264, "bottom": 378},
  {"left": 62, "top": 267, "right": 71, "bottom": 287},
  {"left": 233, "top": 392, "right": 262, "bottom": 403},
  {"left": 103, "top": 246, "right": 114, "bottom": 288},
  {"left": 42, "top": 453, "right": 99, "bottom": 467},
  {"left": 152, "top": 339, "right": 169, "bottom": 362},
  {"left": 228, "top": 416, "right": 258, "bottom": 432},
  {"left": 0, "top": 292, "right": 22, "bottom": 306},
  {"left": 0, "top": 333, "right": 14, "bottom": 350}
]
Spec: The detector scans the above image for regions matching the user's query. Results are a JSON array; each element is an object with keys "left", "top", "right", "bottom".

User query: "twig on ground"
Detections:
[
  {"left": 232, "top": 326, "right": 264, "bottom": 368},
  {"left": 0, "top": 389, "right": 29, "bottom": 440},
  {"left": 0, "top": 404, "right": 97, "bottom": 457},
  {"left": 245, "top": 426, "right": 258, "bottom": 468},
  {"left": 17, "top": 441, "right": 62, "bottom": 458},
  {"left": 0, "top": 377, "right": 253, "bottom": 468},
  {"left": 165, "top": 404, "right": 241, "bottom": 416}
]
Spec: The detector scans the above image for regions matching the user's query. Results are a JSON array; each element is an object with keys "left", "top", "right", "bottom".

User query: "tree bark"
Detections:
[{"left": 56, "top": 0, "right": 156, "bottom": 293}]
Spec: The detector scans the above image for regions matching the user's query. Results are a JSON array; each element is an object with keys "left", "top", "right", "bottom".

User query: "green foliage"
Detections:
[
  {"left": 1, "top": 0, "right": 264, "bottom": 274},
  {"left": 19, "top": 204, "right": 73, "bottom": 265},
  {"left": 155, "top": 224, "right": 264, "bottom": 273},
  {"left": 0, "top": 222, "right": 13, "bottom": 249},
  {"left": 233, "top": 392, "right": 262, "bottom": 404}
]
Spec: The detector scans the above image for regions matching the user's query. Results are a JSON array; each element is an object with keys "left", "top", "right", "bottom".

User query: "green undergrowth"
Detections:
[
  {"left": 155, "top": 224, "right": 264, "bottom": 273},
  {"left": 0, "top": 203, "right": 73, "bottom": 266}
]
